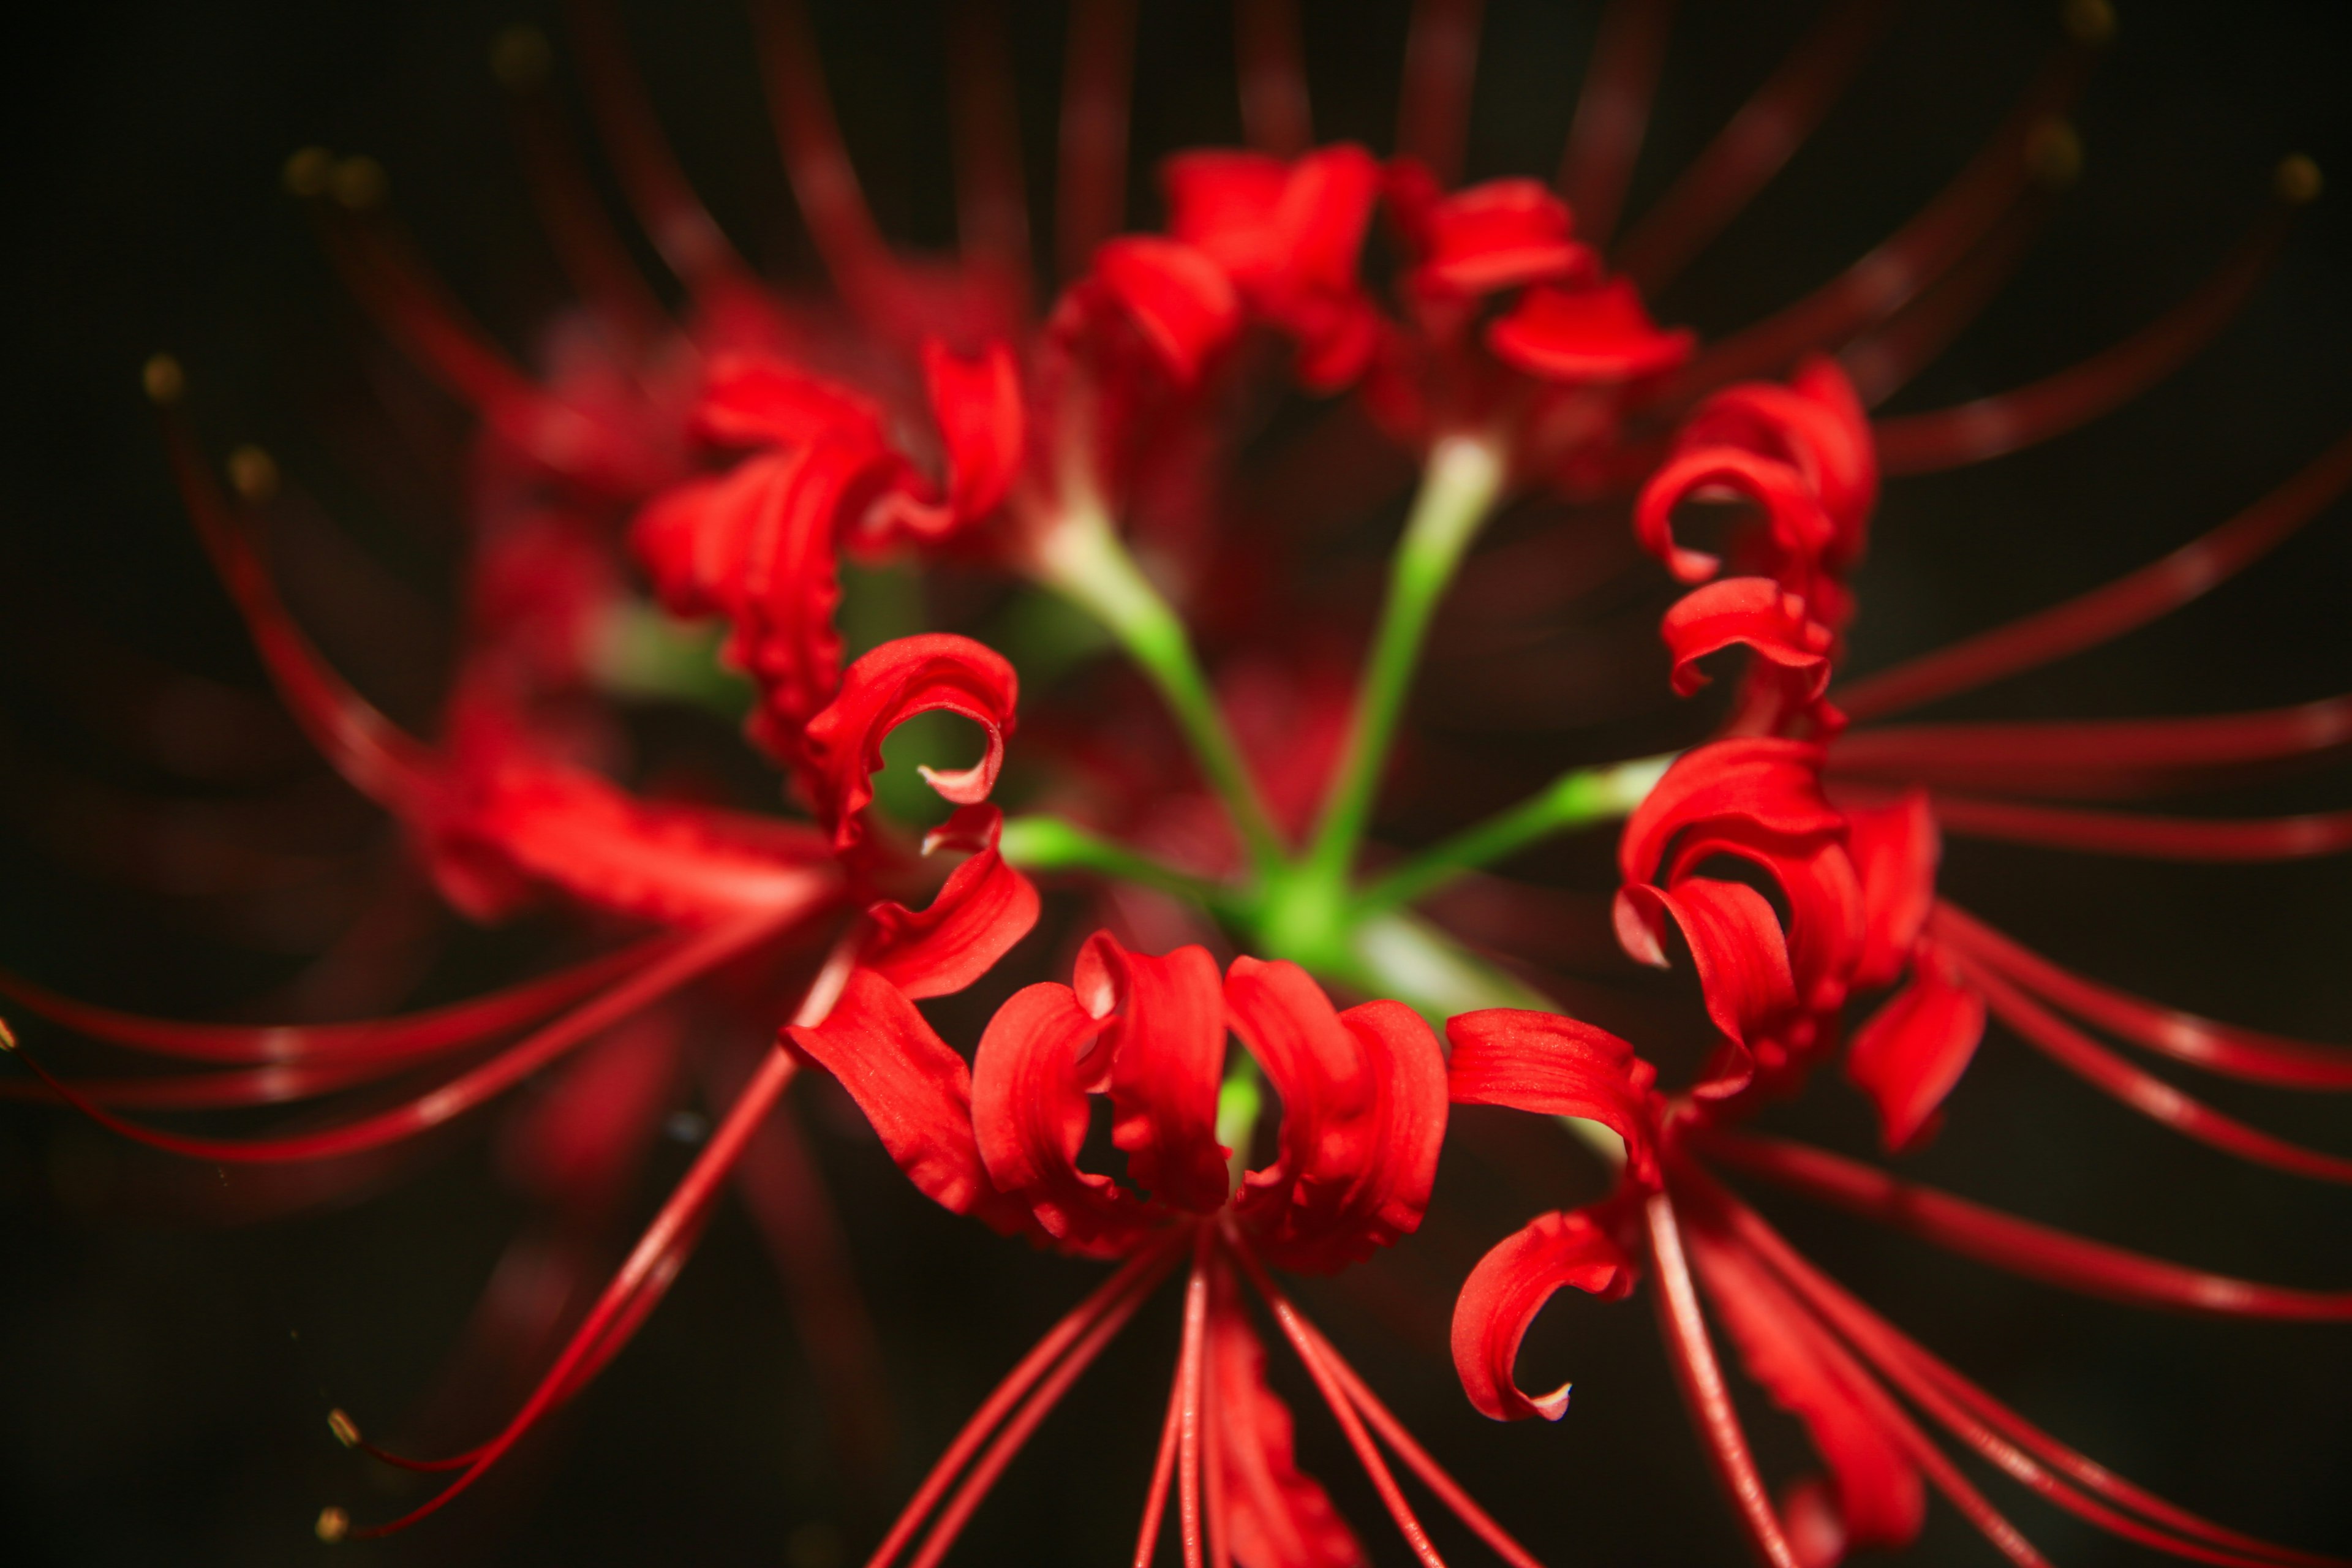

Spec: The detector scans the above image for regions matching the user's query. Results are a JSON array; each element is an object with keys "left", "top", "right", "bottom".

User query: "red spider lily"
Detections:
[{"left": 788, "top": 932, "right": 1548, "bottom": 1567}]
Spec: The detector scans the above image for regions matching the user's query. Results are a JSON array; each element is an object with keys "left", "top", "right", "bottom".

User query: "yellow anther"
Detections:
[
  {"left": 2062, "top": 0, "right": 2116, "bottom": 46},
  {"left": 142, "top": 353, "right": 185, "bottom": 407},
  {"left": 2026, "top": 119, "right": 2084, "bottom": 189},
  {"left": 491, "top": 24, "right": 551, "bottom": 91},
  {"left": 2276, "top": 154, "right": 2324, "bottom": 206},
  {"left": 314, "top": 1507, "right": 350, "bottom": 1544},
  {"left": 329, "top": 156, "right": 386, "bottom": 212},
  {"left": 283, "top": 146, "right": 334, "bottom": 199},
  {"left": 0, "top": 1016, "right": 17, "bottom": 1052},
  {"left": 227, "top": 445, "right": 279, "bottom": 503},
  {"left": 326, "top": 1408, "right": 361, "bottom": 1448}
]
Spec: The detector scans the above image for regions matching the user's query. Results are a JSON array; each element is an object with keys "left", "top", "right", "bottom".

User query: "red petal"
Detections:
[
  {"left": 1845, "top": 791, "right": 1941, "bottom": 990},
  {"left": 1844, "top": 954, "right": 1989, "bottom": 1152},
  {"left": 693, "top": 353, "right": 888, "bottom": 451},
  {"left": 1634, "top": 445, "right": 1831, "bottom": 586},
  {"left": 1613, "top": 878, "right": 1796, "bottom": 1098},
  {"left": 784, "top": 968, "right": 1033, "bottom": 1236},
  {"left": 1488, "top": 277, "right": 1695, "bottom": 380},
  {"left": 1618, "top": 737, "right": 1843, "bottom": 888},
  {"left": 1451, "top": 1207, "right": 1638, "bottom": 1422},
  {"left": 797, "top": 633, "right": 1019, "bottom": 851},
  {"left": 1446, "top": 1009, "right": 1662, "bottom": 1188},
  {"left": 861, "top": 805, "right": 1040, "bottom": 1000},
  {"left": 1226, "top": 959, "right": 1448, "bottom": 1272},
  {"left": 1662, "top": 577, "right": 1834, "bottom": 699},
  {"left": 1206, "top": 1265, "right": 1368, "bottom": 1567},
  {"left": 969, "top": 981, "right": 1152, "bottom": 1255},
  {"left": 1075, "top": 932, "right": 1232, "bottom": 1215},
  {"left": 1408, "top": 176, "right": 1591, "bottom": 296},
  {"left": 1090, "top": 236, "right": 1242, "bottom": 385},
  {"left": 923, "top": 336, "right": 1025, "bottom": 527}
]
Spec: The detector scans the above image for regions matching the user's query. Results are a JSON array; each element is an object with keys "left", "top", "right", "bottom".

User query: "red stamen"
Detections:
[
  {"left": 1235, "top": 0, "right": 1312, "bottom": 158},
  {"left": 1223, "top": 1231, "right": 1452, "bottom": 1568},
  {"left": 1288, "top": 1311, "right": 1550, "bottom": 1568},
  {"left": 1649, "top": 31, "right": 2103, "bottom": 407},
  {"left": 566, "top": 0, "right": 753, "bottom": 293},
  {"left": 1836, "top": 426, "right": 2352, "bottom": 722},
  {"left": 309, "top": 204, "right": 541, "bottom": 419},
  {"left": 1841, "top": 178, "right": 2060, "bottom": 407},
  {"left": 1397, "top": 0, "right": 1483, "bottom": 189},
  {"left": 1829, "top": 694, "right": 2352, "bottom": 799},
  {"left": 1643, "top": 1191, "right": 1807, "bottom": 1568},
  {"left": 1616, "top": 0, "right": 1894, "bottom": 292},
  {"left": 948, "top": 0, "right": 1032, "bottom": 288},
  {"left": 752, "top": 0, "right": 897, "bottom": 320},
  {"left": 1910, "top": 791, "right": 2352, "bottom": 862},
  {"left": 1931, "top": 902, "right": 2352, "bottom": 1090},
  {"left": 1178, "top": 1226, "right": 1213, "bottom": 1568},
  {"left": 1959, "top": 953, "right": 2352, "bottom": 1182},
  {"left": 6, "top": 911, "right": 785, "bottom": 1164},
  {"left": 1057, "top": 0, "right": 1139, "bottom": 282},
  {"left": 1558, "top": 0, "right": 1677, "bottom": 249},
  {"left": 1132, "top": 1298, "right": 1189, "bottom": 1568},
  {"left": 863, "top": 1236, "right": 1183, "bottom": 1568},
  {"left": 1874, "top": 192, "right": 2304, "bottom": 475},
  {"left": 1703, "top": 1130, "right": 2352, "bottom": 1319}
]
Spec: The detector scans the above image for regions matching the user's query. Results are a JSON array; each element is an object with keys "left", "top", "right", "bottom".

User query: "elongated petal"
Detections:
[
  {"left": 1074, "top": 932, "right": 1232, "bottom": 1214},
  {"left": 1845, "top": 791, "right": 1939, "bottom": 990},
  {"left": 1845, "top": 952, "right": 1987, "bottom": 1152},
  {"left": 784, "top": 968, "right": 1033, "bottom": 1236},
  {"left": 969, "top": 981, "right": 1151, "bottom": 1254},
  {"left": 1207, "top": 1265, "right": 1367, "bottom": 1567},
  {"left": 861, "top": 805, "right": 1039, "bottom": 1000},
  {"left": 1452, "top": 1207, "right": 1638, "bottom": 1422},
  {"left": 1488, "top": 277, "right": 1695, "bottom": 382},
  {"left": 797, "top": 633, "right": 1019, "bottom": 850},
  {"left": 1663, "top": 577, "right": 1834, "bottom": 699},
  {"left": 1227, "top": 959, "right": 1448, "bottom": 1272},
  {"left": 1445, "top": 1009, "right": 1662, "bottom": 1187},
  {"left": 1090, "top": 236, "right": 1242, "bottom": 385}
]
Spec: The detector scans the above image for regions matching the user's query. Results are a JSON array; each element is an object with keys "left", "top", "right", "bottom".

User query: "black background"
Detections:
[{"left": 3, "top": 2, "right": 2350, "bottom": 1564}]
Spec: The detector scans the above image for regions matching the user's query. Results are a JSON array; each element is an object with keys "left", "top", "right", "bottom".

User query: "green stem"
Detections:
[
  {"left": 996, "top": 815, "right": 1238, "bottom": 915},
  {"left": 1030, "top": 505, "right": 1286, "bottom": 880},
  {"left": 1355, "top": 752, "right": 1675, "bottom": 918},
  {"left": 1302, "top": 435, "right": 1506, "bottom": 890}
]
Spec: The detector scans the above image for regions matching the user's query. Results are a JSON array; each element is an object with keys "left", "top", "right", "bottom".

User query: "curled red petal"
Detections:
[
  {"left": 924, "top": 336, "right": 1026, "bottom": 527},
  {"left": 1404, "top": 175, "right": 1590, "bottom": 297},
  {"left": 692, "top": 353, "right": 889, "bottom": 452},
  {"left": 1227, "top": 959, "right": 1448, "bottom": 1272},
  {"left": 1619, "top": 737, "right": 1843, "bottom": 888},
  {"left": 1206, "top": 1264, "right": 1366, "bottom": 1568},
  {"left": 783, "top": 968, "right": 1032, "bottom": 1237},
  {"left": 1090, "top": 236, "right": 1242, "bottom": 385},
  {"left": 1451, "top": 1208, "right": 1638, "bottom": 1422},
  {"left": 1445, "top": 1008, "right": 1662, "bottom": 1188},
  {"left": 1075, "top": 932, "right": 1232, "bottom": 1215},
  {"left": 1846, "top": 790, "right": 1940, "bottom": 990},
  {"left": 969, "top": 980, "right": 1152, "bottom": 1254},
  {"left": 860, "top": 805, "right": 1040, "bottom": 1001},
  {"left": 797, "top": 633, "right": 1019, "bottom": 850},
  {"left": 1488, "top": 277, "right": 1695, "bottom": 382},
  {"left": 1662, "top": 577, "right": 1834, "bottom": 699},
  {"left": 1845, "top": 951, "right": 1989, "bottom": 1152},
  {"left": 1683, "top": 356, "right": 1877, "bottom": 571},
  {"left": 1634, "top": 445, "right": 1831, "bottom": 586},
  {"left": 1613, "top": 878, "right": 1795, "bottom": 1098}
]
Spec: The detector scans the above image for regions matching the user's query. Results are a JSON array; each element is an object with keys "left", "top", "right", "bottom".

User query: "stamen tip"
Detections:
[
  {"left": 2061, "top": 0, "right": 2116, "bottom": 47},
  {"left": 1532, "top": 1382, "right": 1573, "bottom": 1421},
  {"left": 141, "top": 353, "right": 185, "bottom": 407},
  {"left": 2026, "top": 120, "right": 2084, "bottom": 189},
  {"left": 490, "top": 24, "right": 551, "bottom": 91},
  {"left": 2276, "top": 154, "right": 2324, "bottom": 206},
  {"left": 326, "top": 1408, "right": 361, "bottom": 1448},
  {"left": 282, "top": 146, "right": 334, "bottom": 199},
  {"left": 227, "top": 445, "right": 280, "bottom": 503},
  {"left": 0, "top": 1015, "right": 16, "bottom": 1052},
  {"left": 314, "top": 1506, "right": 350, "bottom": 1544},
  {"left": 330, "top": 156, "right": 386, "bottom": 213}
]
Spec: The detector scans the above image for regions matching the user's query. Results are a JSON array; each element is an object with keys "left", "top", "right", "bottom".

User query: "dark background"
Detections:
[{"left": 4, "top": 2, "right": 2350, "bottom": 1564}]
